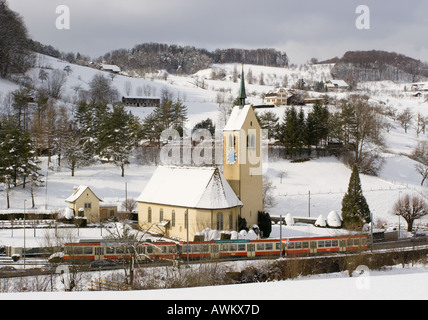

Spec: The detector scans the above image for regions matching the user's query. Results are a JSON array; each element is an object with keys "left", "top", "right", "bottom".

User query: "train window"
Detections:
[
  {"left": 137, "top": 246, "right": 145, "bottom": 254},
  {"left": 310, "top": 242, "right": 317, "bottom": 249},
  {"left": 201, "top": 245, "right": 209, "bottom": 253},
  {"left": 211, "top": 245, "right": 219, "bottom": 253},
  {"left": 332, "top": 240, "right": 338, "bottom": 247},
  {"left": 116, "top": 247, "right": 124, "bottom": 254},
  {"left": 303, "top": 242, "right": 309, "bottom": 249},
  {"left": 238, "top": 244, "right": 246, "bottom": 251},
  {"left": 325, "top": 240, "right": 332, "bottom": 248},
  {"left": 295, "top": 242, "right": 302, "bottom": 249},
  {"left": 265, "top": 243, "right": 273, "bottom": 251},
  {"left": 74, "top": 247, "right": 83, "bottom": 255},
  {"left": 230, "top": 244, "right": 237, "bottom": 252},
  {"left": 275, "top": 243, "right": 281, "bottom": 250},
  {"left": 183, "top": 245, "right": 190, "bottom": 254},
  {"left": 347, "top": 239, "right": 353, "bottom": 246},
  {"left": 169, "top": 246, "right": 177, "bottom": 254},
  {"left": 221, "top": 244, "right": 228, "bottom": 252},
  {"left": 84, "top": 247, "right": 93, "bottom": 255},
  {"left": 354, "top": 239, "right": 360, "bottom": 246},
  {"left": 362, "top": 238, "right": 367, "bottom": 245},
  {"left": 257, "top": 243, "right": 265, "bottom": 251},
  {"left": 65, "top": 247, "right": 72, "bottom": 254},
  {"left": 318, "top": 241, "right": 325, "bottom": 248},
  {"left": 147, "top": 247, "right": 153, "bottom": 254},
  {"left": 106, "top": 247, "right": 114, "bottom": 254},
  {"left": 193, "top": 245, "right": 200, "bottom": 253},
  {"left": 288, "top": 242, "right": 295, "bottom": 250}
]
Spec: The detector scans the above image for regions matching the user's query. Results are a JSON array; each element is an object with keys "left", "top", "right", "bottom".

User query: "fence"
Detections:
[{"left": 88, "top": 278, "right": 137, "bottom": 291}]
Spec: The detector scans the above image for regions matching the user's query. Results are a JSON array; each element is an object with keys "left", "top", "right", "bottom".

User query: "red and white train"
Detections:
[{"left": 63, "top": 234, "right": 368, "bottom": 262}]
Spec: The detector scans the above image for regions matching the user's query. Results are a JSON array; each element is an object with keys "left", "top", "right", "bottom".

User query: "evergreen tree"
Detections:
[
  {"left": 99, "top": 105, "right": 141, "bottom": 177},
  {"left": 341, "top": 165, "right": 371, "bottom": 229},
  {"left": 256, "top": 111, "right": 279, "bottom": 141},
  {"left": 280, "top": 106, "right": 301, "bottom": 157}
]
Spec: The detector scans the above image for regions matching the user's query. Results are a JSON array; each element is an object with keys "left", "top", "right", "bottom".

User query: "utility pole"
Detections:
[
  {"left": 308, "top": 190, "right": 311, "bottom": 218},
  {"left": 23, "top": 199, "right": 27, "bottom": 270},
  {"left": 280, "top": 215, "right": 283, "bottom": 259},
  {"left": 186, "top": 208, "right": 189, "bottom": 263}
]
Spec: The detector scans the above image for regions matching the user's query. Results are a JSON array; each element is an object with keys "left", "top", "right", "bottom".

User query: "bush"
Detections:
[{"left": 258, "top": 211, "right": 272, "bottom": 238}]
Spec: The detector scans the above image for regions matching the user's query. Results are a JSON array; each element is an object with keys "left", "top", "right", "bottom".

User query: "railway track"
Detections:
[{"left": 1, "top": 238, "right": 427, "bottom": 280}]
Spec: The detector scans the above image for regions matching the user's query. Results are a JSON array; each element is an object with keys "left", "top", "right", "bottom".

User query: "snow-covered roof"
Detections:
[
  {"left": 101, "top": 64, "right": 121, "bottom": 72},
  {"left": 137, "top": 166, "right": 243, "bottom": 210},
  {"left": 223, "top": 105, "right": 251, "bottom": 131},
  {"left": 326, "top": 80, "right": 348, "bottom": 88},
  {"left": 65, "top": 186, "right": 102, "bottom": 203}
]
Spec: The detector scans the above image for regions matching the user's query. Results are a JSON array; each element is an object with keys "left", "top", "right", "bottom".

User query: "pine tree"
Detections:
[
  {"left": 341, "top": 165, "right": 371, "bottom": 229},
  {"left": 99, "top": 105, "right": 141, "bottom": 177}
]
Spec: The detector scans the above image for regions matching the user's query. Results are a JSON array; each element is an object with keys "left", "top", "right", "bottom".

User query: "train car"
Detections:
[
  {"left": 285, "top": 235, "right": 368, "bottom": 256},
  {"left": 63, "top": 240, "right": 178, "bottom": 262},
  {"left": 178, "top": 239, "right": 286, "bottom": 260}
]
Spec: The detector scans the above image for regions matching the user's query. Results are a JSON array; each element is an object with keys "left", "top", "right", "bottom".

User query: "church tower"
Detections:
[{"left": 223, "top": 64, "right": 264, "bottom": 227}]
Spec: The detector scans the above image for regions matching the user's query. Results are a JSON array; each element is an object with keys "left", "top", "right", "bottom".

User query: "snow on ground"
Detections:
[{"left": 3, "top": 263, "right": 428, "bottom": 300}]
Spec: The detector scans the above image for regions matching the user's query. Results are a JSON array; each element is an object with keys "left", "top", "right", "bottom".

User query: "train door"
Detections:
[
  {"left": 210, "top": 245, "right": 220, "bottom": 259},
  {"left": 247, "top": 243, "right": 256, "bottom": 258},
  {"left": 339, "top": 240, "right": 347, "bottom": 252},
  {"left": 310, "top": 241, "right": 317, "bottom": 254},
  {"left": 94, "top": 247, "right": 104, "bottom": 260}
]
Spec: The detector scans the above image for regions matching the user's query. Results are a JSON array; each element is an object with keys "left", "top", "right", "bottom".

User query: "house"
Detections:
[
  {"left": 65, "top": 186, "right": 105, "bottom": 223},
  {"left": 324, "top": 80, "right": 349, "bottom": 91},
  {"left": 122, "top": 96, "right": 161, "bottom": 107},
  {"left": 101, "top": 64, "right": 121, "bottom": 73},
  {"left": 264, "top": 88, "right": 295, "bottom": 106},
  {"left": 137, "top": 65, "right": 264, "bottom": 240}
]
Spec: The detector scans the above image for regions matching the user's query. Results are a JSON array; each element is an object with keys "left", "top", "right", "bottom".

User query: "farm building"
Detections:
[{"left": 122, "top": 96, "right": 161, "bottom": 107}]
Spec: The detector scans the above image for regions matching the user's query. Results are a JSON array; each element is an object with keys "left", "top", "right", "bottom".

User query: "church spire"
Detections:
[{"left": 238, "top": 63, "right": 247, "bottom": 109}]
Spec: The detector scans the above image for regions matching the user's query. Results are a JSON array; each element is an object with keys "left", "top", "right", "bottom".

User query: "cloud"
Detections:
[{"left": 7, "top": 0, "right": 428, "bottom": 64}]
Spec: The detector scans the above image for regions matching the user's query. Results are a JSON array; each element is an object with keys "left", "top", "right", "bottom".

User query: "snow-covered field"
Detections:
[{"left": 4, "top": 263, "right": 428, "bottom": 300}]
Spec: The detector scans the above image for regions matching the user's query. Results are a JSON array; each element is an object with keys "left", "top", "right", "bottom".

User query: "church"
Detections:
[{"left": 137, "top": 66, "right": 264, "bottom": 240}]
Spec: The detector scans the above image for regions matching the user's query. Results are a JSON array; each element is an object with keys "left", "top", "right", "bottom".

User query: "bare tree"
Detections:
[
  {"left": 44, "top": 69, "right": 67, "bottom": 99},
  {"left": 124, "top": 80, "right": 133, "bottom": 96},
  {"left": 412, "top": 140, "right": 428, "bottom": 186},
  {"left": 393, "top": 194, "right": 428, "bottom": 232},
  {"left": 397, "top": 108, "right": 413, "bottom": 134}
]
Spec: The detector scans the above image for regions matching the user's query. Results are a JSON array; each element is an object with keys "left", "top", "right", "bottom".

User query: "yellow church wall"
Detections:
[
  {"left": 223, "top": 106, "right": 264, "bottom": 227},
  {"left": 138, "top": 202, "right": 240, "bottom": 240}
]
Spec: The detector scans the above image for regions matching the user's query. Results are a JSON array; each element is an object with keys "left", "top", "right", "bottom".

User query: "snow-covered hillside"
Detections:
[{"left": 1, "top": 54, "right": 428, "bottom": 231}]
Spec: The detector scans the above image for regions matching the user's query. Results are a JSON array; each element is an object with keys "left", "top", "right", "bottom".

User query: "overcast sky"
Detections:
[{"left": 7, "top": 0, "right": 428, "bottom": 65}]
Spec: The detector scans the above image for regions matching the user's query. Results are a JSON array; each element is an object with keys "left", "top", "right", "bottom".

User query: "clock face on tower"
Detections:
[{"left": 227, "top": 149, "right": 237, "bottom": 165}]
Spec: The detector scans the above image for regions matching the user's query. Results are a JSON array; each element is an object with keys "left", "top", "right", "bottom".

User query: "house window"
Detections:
[
  {"left": 84, "top": 203, "right": 91, "bottom": 209},
  {"left": 217, "top": 212, "right": 224, "bottom": 230},
  {"left": 148, "top": 207, "right": 152, "bottom": 223}
]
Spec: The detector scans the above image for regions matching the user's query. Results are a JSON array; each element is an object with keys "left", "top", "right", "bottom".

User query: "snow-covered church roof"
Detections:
[
  {"left": 137, "top": 166, "right": 243, "bottom": 210},
  {"left": 223, "top": 105, "right": 252, "bottom": 131}
]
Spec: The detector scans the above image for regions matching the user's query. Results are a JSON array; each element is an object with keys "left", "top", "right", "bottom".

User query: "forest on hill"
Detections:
[
  {"left": 101, "top": 43, "right": 289, "bottom": 75},
  {"left": 321, "top": 50, "right": 428, "bottom": 85}
]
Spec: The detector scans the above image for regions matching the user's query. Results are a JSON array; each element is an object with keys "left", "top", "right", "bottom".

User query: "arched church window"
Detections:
[{"left": 217, "top": 212, "right": 224, "bottom": 230}]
